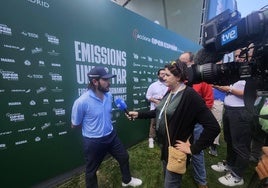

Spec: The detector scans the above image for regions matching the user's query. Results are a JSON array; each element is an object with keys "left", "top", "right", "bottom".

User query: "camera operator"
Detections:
[{"left": 211, "top": 48, "right": 254, "bottom": 187}]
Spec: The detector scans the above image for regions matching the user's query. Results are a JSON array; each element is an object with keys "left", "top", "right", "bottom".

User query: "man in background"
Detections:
[{"left": 146, "top": 68, "right": 168, "bottom": 148}]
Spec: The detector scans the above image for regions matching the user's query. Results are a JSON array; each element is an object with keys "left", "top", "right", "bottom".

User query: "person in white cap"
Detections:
[{"left": 71, "top": 66, "right": 142, "bottom": 187}]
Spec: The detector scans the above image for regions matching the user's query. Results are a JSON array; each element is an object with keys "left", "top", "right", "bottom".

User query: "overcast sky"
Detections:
[{"left": 236, "top": 0, "right": 267, "bottom": 17}]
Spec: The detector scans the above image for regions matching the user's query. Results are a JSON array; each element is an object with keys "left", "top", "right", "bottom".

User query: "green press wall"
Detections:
[{"left": 0, "top": 0, "right": 200, "bottom": 187}]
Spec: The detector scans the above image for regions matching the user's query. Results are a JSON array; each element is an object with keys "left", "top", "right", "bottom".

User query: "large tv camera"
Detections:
[{"left": 188, "top": 6, "right": 268, "bottom": 120}]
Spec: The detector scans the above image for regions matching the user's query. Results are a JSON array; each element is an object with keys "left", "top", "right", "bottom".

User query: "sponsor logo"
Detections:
[
  {"left": 36, "top": 86, "right": 47, "bottom": 94},
  {"left": 27, "top": 74, "right": 43, "bottom": 79},
  {"left": 49, "top": 73, "right": 62, "bottom": 81},
  {"left": 47, "top": 133, "right": 53, "bottom": 139},
  {"left": 0, "top": 131, "right": 12, "bottom": 136},
  {"left": 3, "top": 44, "right": 25, "bottom": 51},
  {"left": 43, "top": 99, "right": 49, "bottom": 104},
  {"left": 0, "top": 89, "right": 5, "bottom": 93},
  {"left": 55, "top": 99, "right": 64, "bottom": 103},
  {"left": 11, "top": 89, "right": 31, "bottom": 93},
  {"left": 8, "top": 102, "right": 22, "bottom": 106},
  {"left": 0, "top": 144, "right": 7, "bottom": 150},
  {"left": 24, "top": 60, "right": 31, "bottom": 66},
  {"left": 45, "top": 33, "right": 59, "bottom": 45},
  {"left": 51, "top": 63, "right": 61, "bottom": 67},
  {"left": 31, "top": 47, "right": 43, "bottom": 54},
  {"left": 58, "top": 131, "right": 67, "bottom": 135},
  {"left": 39, "top": 60, "right": 45, "bottom": 66},
  {"left": 32, "top": 112, "right": 47, "bottom": 117},
  {"left": 41, "top": 122, "right": 51, "bottom": 130},
  {"left": 53, "top": 108, "right": 65, "bottom": 116},
  {"left": 1, "top": 58, "right": 15, "bottom": 63},
  {"left": 55, "top": 121, "right": 66, "bottom": 126},
  {"left": 18, "top": 127, "right": 36, "bottom": 132},
  {"left": 51, "top": 87, "right": 62, "bottom": 92},
  {"left": 0, "top": 69, "right": 19, "bottom": 81},
  {"left": 35, "top": 137, "right": 41, "bottom": 142},
  {"left": 15, "top": 140, "right": 28, "bottom": 145},
  {"left": 133, "top": 53, "right": 139, "bottom": 59},
  {"left": 6, "top": 113, "right": 25, "bottom": 122},
  {"left": 0, "top": 24, "right": 12, "bottom": 35},
  {"left": 29, "top": 100, "right": 36, "bottom": 106},
  {"left": 27, "top": 0, "right": 50, "bottom": 8},
  {"left": 48, "top": 50, "right": 60, "bottom": 56},
  {"left": 21, "top": 31, "right": 39, "bottom": 38},
  {"left": 133, "top": 100, "right": 139, "bottom": 105},
  {"left": 133, "top": 77, "right": 139, "bottom": 83}
]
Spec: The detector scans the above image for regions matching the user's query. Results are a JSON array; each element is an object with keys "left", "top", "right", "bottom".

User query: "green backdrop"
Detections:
[{"left": 0, "top": 0, "right": 200, "bottom": 187}]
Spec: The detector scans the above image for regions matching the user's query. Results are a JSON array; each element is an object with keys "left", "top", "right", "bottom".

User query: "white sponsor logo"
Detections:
[
  {"left": 8, "top": 102, "right": 22, "bottom": 106},
  {"left": 31, "top": 47, "right": 42, "bottom": 54},
  {"left": 1, "top": 58, "right": 15, "bottom": 63},
  {"left": 6, "top": 113, "right": 25, "bottom": 122},
  {"left": 32, "top": 112, "right": 47, "bottom": 117},
  {"left": 0, "top": 24, "right": 12, "bottom": 35},
  {"left": 3, "top": 44, "right": 25, "bottom": 51},
  {"left": 39, "top": 60, "right": 45, "bottom": 66},
  {"left": 51, "top": 87, "right": 62, "bottom": 92},
  {"left": 45, "top": 33, "right": 59, "bottom": 45},
  {"left": 24, "top": 60, "right": 31, "bottom": 66},
  {"left": 35, "top": 137, "right": 41, "bottom": 142},
  {"left": 53, "top": 108, "right": 65, "bottom": 116},
  {"left": 11, "top": 89, "right": 31, "bottom": 93},
  {"left": 0, "top": 144, "right": 7, "bottom": 150},
  {"left": 133, "top": 53, "right": 139, "bottom": 59},
  {"left": 55, "top": 99, "right": 64, "bottom": 103},
  {"left": 55, "top": 121, "right": 66, "bottom": 126},
  {"left": 29, "top": 100, "right": 36, "bottom": 106},
  {"left": 49, "top": 73, "right": 62, "bottom": 81},
  {"left": 48, "top": 50, "right": 60, "bottom": 56},
  {"left": 36, "top": 86, "right": 46, "bottom": 94},
  {"left": 0, "top": 131, "right": 12, "bottom": 136},
  {"left": 27, "top": 74, "right": 43, "bottom": 79},
  {"left": 18, "top": 127, "right": 35, "bottom": 132},
  {"left": 21, "top": 31, "right": 39, "bottom": 38},
  {"left": 58, "top": 131, "right": 67, "bottom": 135},
  {"left": 43, "top": 99, "right": 49, "bottom": 104},
  {"left": 51, "top": 63, "right": 61, "bottom": 67},
  {"left": 41, "top": 122, "right": 51, "bottom": 130},
  {"left": 15, "top": 140, "right": 28, "bottom": 145},
  {"left": 47, "top": 133, "right": 53, "bottom": 138}
]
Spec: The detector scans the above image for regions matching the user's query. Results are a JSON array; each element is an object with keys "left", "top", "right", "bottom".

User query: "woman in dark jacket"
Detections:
[{"left": 127, "top": 59, "right": 220, "bottom": 188}]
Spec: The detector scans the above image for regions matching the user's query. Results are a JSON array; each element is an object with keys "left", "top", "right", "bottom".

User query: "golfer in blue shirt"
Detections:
[{"left": 71, "top": 66, "right": 142, "bottom": 188}]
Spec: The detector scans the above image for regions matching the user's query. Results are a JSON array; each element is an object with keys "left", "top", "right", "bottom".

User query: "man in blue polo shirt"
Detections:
[{"left": 71, "top": 66, "right": 142, "bottom": 188}]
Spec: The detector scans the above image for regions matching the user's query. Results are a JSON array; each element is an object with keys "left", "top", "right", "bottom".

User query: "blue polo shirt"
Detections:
[{"left": 71, "top": 90, "right": 113, "bottom": 138}]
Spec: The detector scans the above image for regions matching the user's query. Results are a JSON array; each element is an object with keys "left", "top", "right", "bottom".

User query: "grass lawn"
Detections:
[{"left": 56, "top": 137, "right": 259, "bottom": 188}]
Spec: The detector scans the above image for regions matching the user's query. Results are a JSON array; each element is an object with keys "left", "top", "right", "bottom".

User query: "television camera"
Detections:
[{"left": 188, "top": 6, "right": 268, "bottom": 120}]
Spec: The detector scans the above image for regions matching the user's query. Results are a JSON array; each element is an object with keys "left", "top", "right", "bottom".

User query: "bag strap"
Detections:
[
  {"left": 164, "top": 93, "right": 172, "bottom": 146},
  {"left": 164, "top": 91, "right": 191, "bottom": 147}
]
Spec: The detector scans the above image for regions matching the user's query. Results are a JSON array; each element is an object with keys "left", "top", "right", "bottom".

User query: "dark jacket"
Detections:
[{"left": 138, "top": 86, "right": 220, "bottom": 161}]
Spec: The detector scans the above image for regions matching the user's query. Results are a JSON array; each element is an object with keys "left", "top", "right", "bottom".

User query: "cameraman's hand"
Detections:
[
  {"left": 213, "top": 85, "right": 230, "bottom": 93},
  {"left": 125, "top": 111, "right": 138, "bottom": 120}
]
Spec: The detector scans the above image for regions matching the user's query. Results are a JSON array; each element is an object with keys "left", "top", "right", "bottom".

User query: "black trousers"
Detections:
[{"left": 223, "top": 105, "right": 253, "bottom": 177}]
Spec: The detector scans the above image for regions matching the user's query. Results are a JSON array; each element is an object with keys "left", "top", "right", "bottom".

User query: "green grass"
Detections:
[{"left": 56, "top": 137, "right": 259, "bottom": 188}]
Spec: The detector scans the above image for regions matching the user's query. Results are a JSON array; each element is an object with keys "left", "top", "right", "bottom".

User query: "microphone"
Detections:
[{"left": 114, "top": 98, "right": 129, "bottom": 115}]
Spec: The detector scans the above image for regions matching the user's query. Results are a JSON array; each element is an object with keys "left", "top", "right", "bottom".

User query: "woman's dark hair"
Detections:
[{"left": 164, "top": 59, "right": 188, "bottom": 82}]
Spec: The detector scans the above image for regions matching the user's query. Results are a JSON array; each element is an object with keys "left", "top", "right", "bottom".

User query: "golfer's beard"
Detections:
[{"left": 98, "top": 84, "right": 109, "bottom": 93}]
